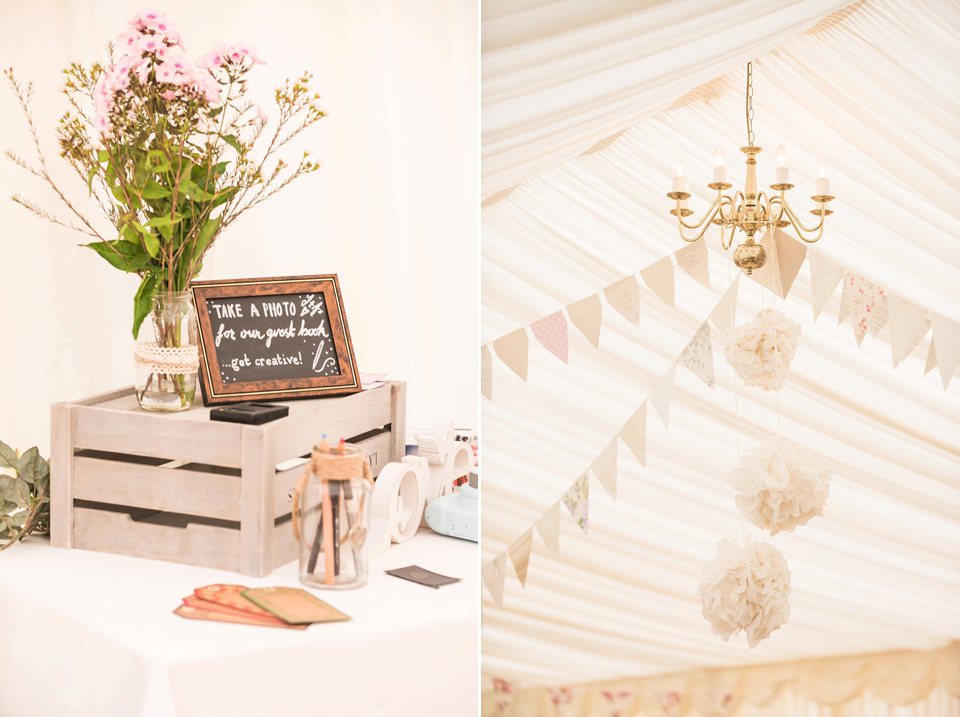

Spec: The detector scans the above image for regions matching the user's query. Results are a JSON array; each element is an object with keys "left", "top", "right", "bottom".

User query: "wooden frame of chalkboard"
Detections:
[{"left": 190, "top": 275, "right": 362, "bottom": 405}]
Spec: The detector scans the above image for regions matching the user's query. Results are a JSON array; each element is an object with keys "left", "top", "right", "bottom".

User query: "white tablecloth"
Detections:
[{"left": 0, "top": 529, "right": 477, "bottom": 716}]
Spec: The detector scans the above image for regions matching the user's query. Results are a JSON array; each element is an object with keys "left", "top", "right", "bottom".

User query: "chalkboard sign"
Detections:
[{"left": 190, "top": 275, "right": 361, "bottom": 405}]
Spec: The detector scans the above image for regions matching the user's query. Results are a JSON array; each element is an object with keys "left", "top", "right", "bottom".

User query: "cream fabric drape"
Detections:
[
  {"left": 0, "top": 0, "right": 478, "bottom": 454},
  {"left": 483, "top": 643, "right": 960, "bottom": 716},
  {"left": 481, "top": 0, "right": 960, "bottom": 699},
  {"left": 481, "top": 0, "right": 856, "bottom": 198}
]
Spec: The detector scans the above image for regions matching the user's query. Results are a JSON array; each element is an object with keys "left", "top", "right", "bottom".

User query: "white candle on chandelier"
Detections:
[
  {"left": 775, "top": 144, "right": 789, "bottom": 184},
  {"left": 672, "top": 159, "right": 687, "bottom": 192},
  {"left": 712, "top": 146, "right": 726, "bottom": 184},
  {"left": 816, "top": 161, "right": 830, "bottom": 196}
]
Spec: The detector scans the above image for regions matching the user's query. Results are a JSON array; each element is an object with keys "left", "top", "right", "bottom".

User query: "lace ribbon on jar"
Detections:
[{"left": 133, "top": 342, "right": 201, "bottom": 375}]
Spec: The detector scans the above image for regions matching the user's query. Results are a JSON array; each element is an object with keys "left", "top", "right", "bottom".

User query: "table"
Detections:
[{"left": 0, "top": 528, "right": 477, "bottom": 716}]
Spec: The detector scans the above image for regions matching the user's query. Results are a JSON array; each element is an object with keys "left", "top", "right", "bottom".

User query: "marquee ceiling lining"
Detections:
[{"left": 481, "top": 0, "right": 960, "bottom": 694}]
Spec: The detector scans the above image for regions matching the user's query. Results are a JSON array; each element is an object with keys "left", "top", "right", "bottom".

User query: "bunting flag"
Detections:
[
  {"left": 675, "top": 238, "right": 710, "bottom": 288},
  {"left": 679, "top": 321, "right": 715, "bottom": 388},
  {"left": 748, "top": 229, "right": 807, "bottom": 299},
  {"left": 619, "top": 402, "right": 647, "bottom": 466},
  {"left": 809, "top": 251, "right": 846, "bottom": 320},
  {"left": 640, "top": 256, "right": 675, "bottom": 308},
  {"left": 568, "top": 294, "right": 602, "bottom": 348},
  {"left": 868, "top": 292, "right": 889, "bottom": 336},
  {"left": 889, "top": 295, "right": 930, "bottom": 367},
  {"left": 536, "top": 500, "right": 561, "bottom": 558},
  {"left": 494, "top": 328, "right": 529, "bottom": 380},
  {"left": 481, "top": 345, "right": 493, "bottom": 400},
  {"left": 483, "top": 552, "right": 507, "bottom": 610},
  {"left": 838, "top": 273, "right": 852, "bottom": 324},
  {"left": 649, "top": 362, "right": 677, "bottom": 428},
  {"left": 591, "top": 438, "right": 618, "bottom": 501},
  {"left": 709, "top": 274, "right": 740, "bottom": 334},
  {"left": 844, "top": 273, "right": 884, "bottom": 346},
  {"left": 601, "top": 690, "right": 634, "bottom": 717},
  {"left": 531, "top": 311, "right": 569, "bottom": 364},
  {"left": 926, "top": 338, "right": 938, "bottom": 375},
  {"left": 604, "top": 275, "right": 641, "bottom": 326},
  {"left": 563, "top": 475, "right": 589, "bottom": 534},
  {"left": 930, "top": 313, "right": 960, "bottom": 389},
  {"left": 508, "top": 528, "right": 534, "bottom": 588}
]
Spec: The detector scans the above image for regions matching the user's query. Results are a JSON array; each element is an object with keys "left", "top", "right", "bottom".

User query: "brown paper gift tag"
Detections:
[
  {"left": 241, "top": 587, "right": 350, "bottom": 624},
  {"left": 194, "top": 584, "right": 276, "bottom": 618}
]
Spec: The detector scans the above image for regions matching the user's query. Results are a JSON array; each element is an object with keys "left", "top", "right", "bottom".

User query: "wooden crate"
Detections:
[{"left": 50, "top": 382, "right": 406, "bottom": 577}]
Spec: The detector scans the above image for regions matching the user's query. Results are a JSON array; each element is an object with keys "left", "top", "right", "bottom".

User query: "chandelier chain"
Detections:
[{"left": 746, "top": 62, "right": 755, "bottom": 147}]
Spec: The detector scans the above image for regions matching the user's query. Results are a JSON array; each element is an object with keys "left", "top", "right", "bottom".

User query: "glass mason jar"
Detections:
[
  {"left": 295, "top": 443, "right": 373, "bottom": 589},
  {"left": 133, "top": 291, "right": 199, "bottom": 412}
]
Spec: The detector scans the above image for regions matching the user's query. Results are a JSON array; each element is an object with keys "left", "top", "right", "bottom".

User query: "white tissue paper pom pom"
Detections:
[
  {"left": 723, "top": 308, "right": 801, "bottom": 390},
  {"left": 699, "top": 537, "right": 791, "bottom": 648},
  {"left": 730, "top": 436, "right": 831, "bottom": 536}
]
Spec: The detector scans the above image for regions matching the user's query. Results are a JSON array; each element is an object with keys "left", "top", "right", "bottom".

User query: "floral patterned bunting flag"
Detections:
[{"left": 562, "top": 475, "right": 589, "bottom": 534}]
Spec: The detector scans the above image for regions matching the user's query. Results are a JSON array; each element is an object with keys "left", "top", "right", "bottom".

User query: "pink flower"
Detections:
[
  {"left": 225, "top": 42, "right": 266, "bottom": 65},
  {"left": 138, "top": 35, "right": 162, "bottom": 53},
  {"left": 256, "top": 104, "right": 268, "bottom": 123},
  {"left": 164, "top": 53, "right": 193, "bottom": 73},
  {"left": 115, "top": 29, "right": 141, "bottom": 51},
  {"left": 155, "top": 62, "right": 186, "bottom": 85},
  {"left": 141, "top": 7, "right": 164, "bottom": 23},
  {"left": 93, "top": 113, "right": 112, "bottom": 136},
  {"left": 162, "top": 89, "right": 177, "bottom": 100},
  {"left": 196, "top": 43, "right": 226, "bottom": 70}
]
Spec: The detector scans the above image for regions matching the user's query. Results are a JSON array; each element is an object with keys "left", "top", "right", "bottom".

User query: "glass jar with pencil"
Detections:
[{"left": 292, "top": 437, "right": 373, "bottom": 589}]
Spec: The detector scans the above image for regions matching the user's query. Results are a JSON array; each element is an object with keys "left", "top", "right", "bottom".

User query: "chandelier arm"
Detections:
[
  {"left": 678, "top": 202, "right": 724, "bottom": 242},
  {"left": 768, "top": 196, "right": 786, "bottom": 222},
  {"left": 676, "top": 195, "right": 722, "bottom": 231},
  {"left": 779, "top": 200, "right": 826, "bottom": 242},
  {"left": 717, "top": 194, "right": 736, "bottom": 221}
]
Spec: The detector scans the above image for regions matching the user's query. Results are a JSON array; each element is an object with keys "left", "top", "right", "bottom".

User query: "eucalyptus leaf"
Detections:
[
  {"left": 17, "top": 447, "right": 43, "bottom": 484},
  {"left": 0, "top": 439, "right": 16, "bottom": 469}
]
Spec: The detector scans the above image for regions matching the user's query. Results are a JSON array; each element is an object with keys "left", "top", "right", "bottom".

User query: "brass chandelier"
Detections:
[{"left": 666, "top": 63, "right": 834, "bottom": 273}]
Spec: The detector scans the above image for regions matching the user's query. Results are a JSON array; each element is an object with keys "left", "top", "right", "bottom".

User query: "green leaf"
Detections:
[
  {"left": 0, "top": 477, "right": 27, "bottom": 509},
  {"left": 97, "top": 149, "right": 109, "bottom": 162},
  {"left": 212, "top": 186, "right": 238, "bottom": 208},
  {"left": 193, "top": 216, "right": 221, "bottom": 258},
  {"left": 178, "top": 179, "right": 216, "bottom": 201},
  {"left": 141, "top": 180, "right": 170, "bottom": 199},
  {"left": 84, "top": 240, "right": 151, "bottom": 273},
  {"left": 142, "top": 230, "right": 161, "bottom": 257},
  {"left": 145, "top": 215, "right": 182, "bottom": 228},
  {"left": 133, "top": 274, "right": 157, "bottom": 339},
  {"left": 16, "top": 448, "right": 44, "bottom": 485},
  {"left": 222, "top": 134, "right": 243, "bottom": 155},
  {"left": 0, "top": 440, "right": 17, "bottom": 469}
]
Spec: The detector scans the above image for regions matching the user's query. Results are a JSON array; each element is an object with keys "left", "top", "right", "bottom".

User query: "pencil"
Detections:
[{"left": 322, "top": 477, "right": 335, "bottom": 584}]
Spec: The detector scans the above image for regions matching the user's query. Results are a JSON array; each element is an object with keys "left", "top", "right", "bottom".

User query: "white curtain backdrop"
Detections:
[
  {"left": 481, "top": 0, "right": 856, "bottom": 198},
  {"left": 481, "top": 0, "right": 960, "bottom": 704},
  {"left": 0, "top": 0, "right": 478, "bottom": 455}
]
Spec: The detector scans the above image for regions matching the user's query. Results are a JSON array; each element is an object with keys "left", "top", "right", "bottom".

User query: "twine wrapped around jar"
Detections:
[{"left": 292, "top": 446, "right": 373, "bottom": 544}]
